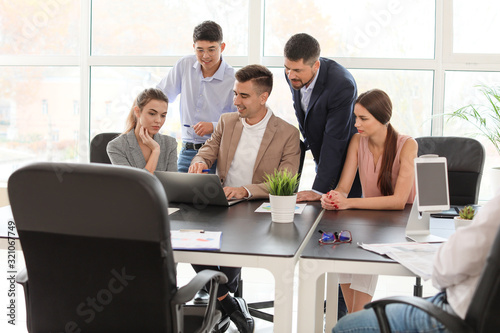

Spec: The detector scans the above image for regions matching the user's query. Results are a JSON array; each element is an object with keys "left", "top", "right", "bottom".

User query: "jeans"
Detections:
[
  {"left": 177, "top": 147, "right": 217, "bottom": 173},
  {"left": 332, "top": 292, "right": 452, "bottom": 333}
]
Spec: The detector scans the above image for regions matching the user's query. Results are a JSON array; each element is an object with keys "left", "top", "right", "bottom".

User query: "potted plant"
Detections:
[
  {"left": 446, "top": 84, "right": 500, "bottom": 184},
  {"left": 264, "top": 169, "right": 300, "bottom": 223},
  {"left": 454, "top": 205, "right": 476, "bottom": 229}
]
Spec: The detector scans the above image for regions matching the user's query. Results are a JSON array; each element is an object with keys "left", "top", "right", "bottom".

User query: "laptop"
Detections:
[{"left": 154, "top": 171, "right": 246, "bottom": 206}]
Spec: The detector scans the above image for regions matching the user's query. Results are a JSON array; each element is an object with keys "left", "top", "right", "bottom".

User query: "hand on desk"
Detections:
[
  {"left": 296, "top": 190, "right": 321, "bottom": 202},
  {"left": 321, "top": 190, "right": 348, "bottom": 210},
  {"left": 224, "top": 186, "right": 248, "bottom": 200}
]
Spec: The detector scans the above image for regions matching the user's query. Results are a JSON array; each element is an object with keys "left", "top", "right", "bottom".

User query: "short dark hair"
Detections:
[
  {"left": 235, "top": 65, "right": 273, "bottom": 96},
  {"left": 284, "top": 33, "right": 321, "bottom": 66},
  {"left": 193, "top": 20, "right": 223, "bottom": 43}
]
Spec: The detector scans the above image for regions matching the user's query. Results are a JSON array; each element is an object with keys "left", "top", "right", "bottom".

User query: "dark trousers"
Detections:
[{"left": 192, "top": 264, "right": 241, "bottom": 298}]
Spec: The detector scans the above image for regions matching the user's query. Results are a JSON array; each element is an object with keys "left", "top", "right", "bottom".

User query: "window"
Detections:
[
  {"left": 0, "top": 1, "right": 80, "bottom": 55},
  {"left": 453, "top": 1, "right": 500, "bottom": 54},
  {"left": 0, "top": 67, "right": 80, "bottom": 182},
  {"left": 1, "top": 0, "right": 500, "bottom": 200},
  {"left": 264, "top": 0, "right": 435, "bottom": 58},
  {"left": 91, "top": 0, "right": 249, "bottom": 56},
  {"left": 443, "top": 71, "right": 500, "bottom": 199}
]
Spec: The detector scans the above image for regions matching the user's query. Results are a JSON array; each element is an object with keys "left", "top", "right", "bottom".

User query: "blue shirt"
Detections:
[
  {"left": 157, "top": 55, "right": 237, "bottom": 144},
  {"left": 300, "top": 64, "right": 320, "bottom": 113}
]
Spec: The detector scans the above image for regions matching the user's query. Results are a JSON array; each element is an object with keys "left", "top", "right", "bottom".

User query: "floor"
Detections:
[{"left": 0, "top": 248, "right": 439, "bottom": 333}]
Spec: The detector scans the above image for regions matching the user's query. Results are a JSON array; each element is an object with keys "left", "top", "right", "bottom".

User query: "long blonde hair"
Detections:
[{"left": 123, "top": 88, "right": 169, "bottom": 134}]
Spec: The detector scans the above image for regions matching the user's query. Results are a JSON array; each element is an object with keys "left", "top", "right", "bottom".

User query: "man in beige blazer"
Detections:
[
  {"left": 188, "top": 64, "right": 300, "bottom": 333},
  {"left": 190, "top": 65, "right": 301, "bottom": 199}
]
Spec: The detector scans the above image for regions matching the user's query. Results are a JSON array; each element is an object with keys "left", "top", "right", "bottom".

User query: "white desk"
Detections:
[{"left": 297, "top": 206, "right": 454, "bottom": 332}]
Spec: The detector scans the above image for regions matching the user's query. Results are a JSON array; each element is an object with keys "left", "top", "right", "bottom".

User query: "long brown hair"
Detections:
[
  {"left": 356, "top": 89, "right": 398, "bottom": 196},
  {"left": 123, "top": 88, "right": 169, "bottom": 134}
]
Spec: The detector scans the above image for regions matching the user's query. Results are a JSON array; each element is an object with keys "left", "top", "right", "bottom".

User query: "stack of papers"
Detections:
[
  {"left": 359, "top": 242, "right": 443, "bottom": 280},
  {"left": 170, "top": 230, "right": 221, "bottom": 250}
]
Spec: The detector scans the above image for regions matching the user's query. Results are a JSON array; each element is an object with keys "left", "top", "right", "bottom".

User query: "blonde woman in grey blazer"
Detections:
[{"left": 107, "top": 88, "right": 177, "bottom": 173}]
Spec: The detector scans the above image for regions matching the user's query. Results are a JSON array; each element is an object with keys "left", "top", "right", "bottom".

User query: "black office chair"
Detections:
[
  {"left": 412, "top": 136, "right": 486, "bottom": 296},
  {"left": 416, "top": 136, "right": 485, "bottom": 205},
  {"left": 365, "top": 225, "right": 500, "bottom": 333},
  {"left": 90, "top": 132, "right": 120, "bottom": 164},
  {"left": 9, "top": 162, "right": 227, "bottom": 333}
]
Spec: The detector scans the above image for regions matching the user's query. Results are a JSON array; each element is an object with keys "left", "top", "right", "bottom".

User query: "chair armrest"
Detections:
[
  {"left": 173, "top": 269, "right": 228, "bottom": 333},
  {"left": 173, "top": 269, "right": 228, "bottom": 304},
  {"left": 365, "top": 296, "right": 473, "bottom": 333}
]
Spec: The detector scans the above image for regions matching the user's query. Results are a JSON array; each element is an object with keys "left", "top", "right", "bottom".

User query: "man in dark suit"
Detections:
[{"left": 284, "top": 33, "right": 362, "bottom": 202}]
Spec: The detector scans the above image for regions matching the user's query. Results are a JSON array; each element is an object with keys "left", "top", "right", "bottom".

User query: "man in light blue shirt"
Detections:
[{"left": 157, "top": 20, "right": 237, "bottom": 173}]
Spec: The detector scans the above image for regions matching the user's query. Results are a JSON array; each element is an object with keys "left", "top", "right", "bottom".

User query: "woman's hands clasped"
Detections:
[{"left": 321, "top": 190, "right": 349, "bottom": 210}]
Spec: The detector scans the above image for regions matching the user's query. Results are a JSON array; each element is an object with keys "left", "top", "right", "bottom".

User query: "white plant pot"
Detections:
[
  {"left": 269, "top": 194, "right": 297, "bottom": 223},
  {"left": 454, "top": 216, "right": 473, "bottom": 230}
]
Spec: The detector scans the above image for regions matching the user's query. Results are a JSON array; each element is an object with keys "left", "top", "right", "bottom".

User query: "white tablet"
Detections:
[{"left": 414, "top": 155, "right": 450, "bottom": 212}]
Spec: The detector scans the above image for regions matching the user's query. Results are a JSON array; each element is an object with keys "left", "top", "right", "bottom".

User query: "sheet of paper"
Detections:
[
  {"left": 168, "top": 207, "right": 180, "bottom": 215},
  {"left": 254, "top": 202, "right": 307, "bottom": 214},
  {"left": 358, "top": 242, "right": 442, "bottom": 280},
  {"left": 0, "top": 205, "right": 17, "bottom": 238},
  {"left": 170, "top": 230, "right": 221, "bottom": 250}
]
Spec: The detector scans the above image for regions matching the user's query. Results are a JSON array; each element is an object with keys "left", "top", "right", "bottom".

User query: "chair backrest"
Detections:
[
  {"left": 465, "top": 226, "right": 500, "bottom": 332},
  {"left": 415, "top": 136, "right": 485, "bottom": 205},
  {"left": 8, "top": 162, "right": 178, "bottom": 332},
  {"left": 90, "top": 132, "right": 120, "bottom": 164}
]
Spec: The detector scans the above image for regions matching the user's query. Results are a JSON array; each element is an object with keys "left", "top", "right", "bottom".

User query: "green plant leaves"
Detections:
[
  {"left": 446, "top": 84, "right": 500, "bottom": 155},
  {"left": 263, "top": 169, "right": 300, "bottom": 196}
]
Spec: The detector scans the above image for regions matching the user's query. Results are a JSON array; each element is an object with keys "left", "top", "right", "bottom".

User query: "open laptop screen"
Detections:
[{"left": 154, "top": 171, "right": 245, "bottom": 206}]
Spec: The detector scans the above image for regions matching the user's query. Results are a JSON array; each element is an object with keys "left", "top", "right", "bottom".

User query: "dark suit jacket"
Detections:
[{"left": 286, "top": 57, "right": 361, "bottom": 196}]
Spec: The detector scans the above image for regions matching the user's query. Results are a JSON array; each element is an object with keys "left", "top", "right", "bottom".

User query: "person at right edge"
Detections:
[{"left": 283, "top": 32, "right": 362, "bottom": 318}]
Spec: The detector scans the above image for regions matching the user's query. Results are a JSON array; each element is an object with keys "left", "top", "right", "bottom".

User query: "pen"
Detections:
[
  {"left": 180, "top": 229, "right": 205, "bottom": 233},
  {"left": 183, "top": 124, "right": 191, "bottom": 127},
  {"left": 202, "top": 169, "right": 210, "bottom": 172}
]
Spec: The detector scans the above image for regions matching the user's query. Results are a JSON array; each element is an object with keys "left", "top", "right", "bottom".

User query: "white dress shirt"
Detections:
[{"left": 432, "top": 191, "right": 500, "bottom": 318}]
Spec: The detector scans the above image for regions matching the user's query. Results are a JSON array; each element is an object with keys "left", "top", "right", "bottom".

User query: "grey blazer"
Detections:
[{"left": 107, "top": 130, "right": 178, "bottom": 171}]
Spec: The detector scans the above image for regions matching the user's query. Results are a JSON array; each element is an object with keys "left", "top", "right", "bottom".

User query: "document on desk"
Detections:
[
  {"left": 0, "top": 205, "right": 18, "bottom": 238},
  {"left": 255, "top": 202, "right": 307, "bottom": 214},
  {"left": 170, "top": 230, "right": 221, "bottom": 250},
  {"left": 359, "top": 242, "right": 443, "bottom": 280}
]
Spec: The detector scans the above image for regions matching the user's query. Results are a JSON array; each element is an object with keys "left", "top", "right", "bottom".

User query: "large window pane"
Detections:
[
  {"left": 91, "top": 0, "right": 248, "bottom": 56},
  {"left": 350, "top": 69, "right": 433, "bottom": 138},
  {"left": 0, "top": 1, "right": 80, "bottom": 55},
  {"left": 453, "top": 0, "right": 500, "bottom": 54},
  {"left": 90, "top": 67, "right": 181, "bottom": 143},
  {"left": 0, "top": 67, "right": 80, "bottom": 182},
  {"left": 264, "top": 0, "right": 434, "bottom": 58},
  {"left": 444, "top": 71, "right": 500, "bottom": 200}
]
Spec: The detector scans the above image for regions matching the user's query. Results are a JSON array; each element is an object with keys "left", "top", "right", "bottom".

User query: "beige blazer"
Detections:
[{"left": 192, "top": 111, "right": 301, "bottom": 199}]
